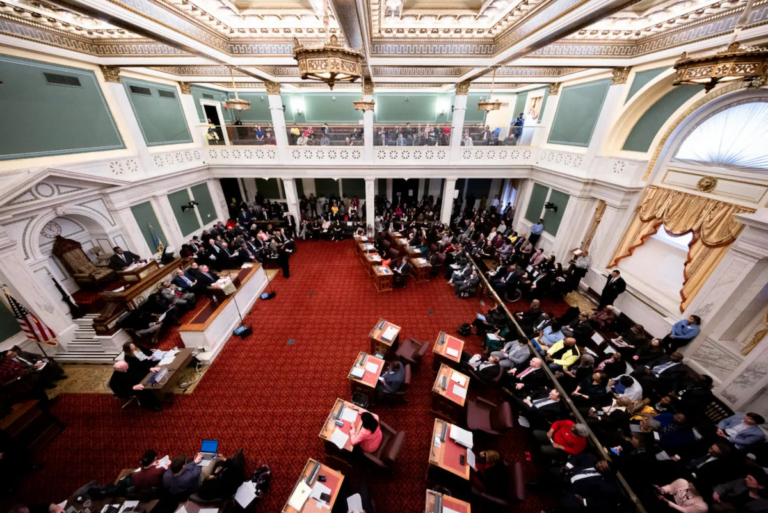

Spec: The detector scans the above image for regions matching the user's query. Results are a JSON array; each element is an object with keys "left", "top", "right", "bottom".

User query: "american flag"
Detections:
[{"left": 3, "top": 290, "right": 58, "bottom": 347}]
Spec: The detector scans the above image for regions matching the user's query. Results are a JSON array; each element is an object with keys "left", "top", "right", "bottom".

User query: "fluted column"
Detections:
[
  {"left": 450, "top": 81, "right": 470, "bottom": 161},
  {"left": 266, "top": 82, "right": 289, "bottom": 162},
  {"left": 441, "top": 179, "right": 457, "bottom": 224},
  {"left": 363, "top": 82, "right": 374, "bottom": 163}
]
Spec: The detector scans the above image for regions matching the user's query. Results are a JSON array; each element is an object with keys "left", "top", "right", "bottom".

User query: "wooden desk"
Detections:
[
  {"left": 428, "top": 419, "right": 470, "bottom": 482},
  {"left": 140, "top": 347, "right": 195, "bottom": 400},
  {"left": 0, "top": 400, "right": 64, "bottom": 454},
  {"left": 117, "top": 260, "right": 159, "bottom": 284},
  {"left": 348, "top": 351, "right": 384, "bottom": 403},
  {"left": 432, "top": 364, "right": 470, "bottom": 422},
  {"left": 369, "top": 319, "right": 401, "bottom": 357},
  {"left": 425, "top": 489, "right": 471, "bottom": 513},
  {"left": 406, "top": 246, "right": 425, "bottom": 259},
  {"left": 319, "top": 399, "right": 367, "bottom": 462},
  {"left": 282, "top": 459, "right": 344, "bottom": 513},
  {"left": 410, "top": 257, "right": 432, "bottom": 283},
  {"left": 395, "top": 237, "right": 409, "bottom": 250},
  {"left": 433, "top": 332, "right": 464, "bottom": 371},
  {"left": 373, "top": 265, "right": 393, "bottom": 292},
  {"left": 363, "top": 252, "right": 382, "bottom": 276},
  {"left": 358, "top": 242, "right": 376, "bottom": 253}
]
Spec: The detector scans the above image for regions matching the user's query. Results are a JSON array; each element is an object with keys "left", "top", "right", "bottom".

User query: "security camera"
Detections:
[{"left": 544, "top": 202, "right": 558, "bottom": 213}]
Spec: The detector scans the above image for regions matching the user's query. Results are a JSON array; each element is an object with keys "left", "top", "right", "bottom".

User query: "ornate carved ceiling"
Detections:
[{"left": 0, "top": 0, "right": 766, "bottom": 89}]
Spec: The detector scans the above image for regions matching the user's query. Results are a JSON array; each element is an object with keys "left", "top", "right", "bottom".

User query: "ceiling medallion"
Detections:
[
  {"left": 674, "top": 41, "right": 768, "bottom": 92},
  {"left": 225, "top": 67, "right": 251, "bottom": 111},
  {"left": 292, "top": 2, "right": 362, "bottom": 90},
  {"left": 477, "top": 67, "right": 501, "bottom": 112},
  {"left": 696, "top": 176, "right": 718, "bottom": 193}
]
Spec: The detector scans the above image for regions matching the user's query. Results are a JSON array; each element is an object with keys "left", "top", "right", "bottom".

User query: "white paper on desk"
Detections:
[
  {"left": 450, "top": 425, "right": 473, "bottom": 449},
  {"left": 452, "top": 384, "right": 467, "bottom": 399},
  {"left": 450, "top": 372, "right": 467, "bottom": 386},
  {"left": 382, "top": 326, "right": 398, "bottom": 341},
  {"left": 310, "top": 482, "right": 331, "bottom": 501},
  {"left": 347, "top": 493, "right": 364, "bottom": 513},
  {"left": 365, "top": 362, "right": 379, "bottom": 374},
  {"left": 118, "top": 501, "right": 139, "bottom": 513},
  {"left": 591, "top": 332, "right": 604, "bottom": 344},
  {"left": 446, "top": 348, "right": 459, "bottom": 358},
  {"left": 112, "top": 286, "right": 125, "bottom": 293},
  {"left": 199, "top": 508, "right": 219, "bottom": 513},
  {"left": 288, "top": 481, "right": 312, "bottom": 511},
  {"left": 603, "top": 345, "right": 616, "bottom": 355},
  {"left": 158, "top": 355, "right": 175, "bottom": 366},
  {"left": 467, "top": 448, "right": 476, "bottom": 470},
  {"left": 241, "top": 263, "right": 253, "bottom": 269},
  {"left": 443, "top": 508, "right": 460, "bottom": 513},
  {"left": 235, "top": 481, "right": 257, "bottom": 508},
  {"left": 330, "top": 428, "right": 349, "bottom": 449},
  {"left": 341, "top": 408, "right": 358, "bottom": 423},
  {"left": 350, "top": 366, "right": 365, "bottom": 379},
  {"left": 585, "top": 347, "right": 598, "bottom": 357}
]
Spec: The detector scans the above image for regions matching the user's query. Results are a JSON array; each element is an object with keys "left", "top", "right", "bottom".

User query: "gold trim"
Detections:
[
  {"left": 661, "top": 169, "right": 768, "bottom": 204},
  {"left": 696, "top": 176, "right": 718, "bottom": 193},
  {"left": 362, "top": 82, "right": 374, "bottom": 95},
  {"left": 642, "top": 81, "right": 748, "bottom": 181},
  {"left": 99, "top": 65, "right": 121, "bottom": 83},
  {"left": 178, "top": 82, "right": 192, "bottom": 95},
  {"left": 456, "top": 81, "right": 470, "bottom": 95},
  {"left": 611, "top": 67, "right": 631, "bottom": 85},
  {"left": 548, "top": 83, "right": 560, "bottom": 96},
  {"left": 265, "top": 81, "right": 281, "bottom": 95}
]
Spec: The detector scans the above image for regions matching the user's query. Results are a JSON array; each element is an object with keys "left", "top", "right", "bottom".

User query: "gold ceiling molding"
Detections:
[
  {"left": 265, "top": 81, "right": 280, "bottom": 95},
  {"left": 99, "top": 65, "right": 121, "bottom": 83},
  {"left": 611, "top": 67, "right": 631, "bottom": 85},
  {"left": 178, "top": 81, "right": 192, "bottom": 95},
  {"left": 642, "top": 80, "right": 750, "bottom": 181},
  {"left": 456, "top": 81, "right": 470, "bottom": 95},
  {"left": 548, "top": 82, "right": 560, "bottom": 95}
]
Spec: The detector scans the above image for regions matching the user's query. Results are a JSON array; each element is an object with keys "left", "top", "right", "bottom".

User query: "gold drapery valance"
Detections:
[{"left": 608, "top": 186, "right": 754, "bottom": 312}]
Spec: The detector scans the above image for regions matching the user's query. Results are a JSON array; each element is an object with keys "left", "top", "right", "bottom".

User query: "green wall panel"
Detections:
[
  {"left": 0, "top": 300, "right": 22, "bottom": 343},
  {"left": 464, "top": 93, "right": 489, "bottom": 124},
  {"left": 542, "top": 189, "right": 570, "bottom": 236},
  {"left": 465, "top": 179, "right": 492, "bottom": 200},
  {"left": 513, "top": 92, "right": 528, "bottom": 119},
  {"left": 315, "top": 179, "right": 340, "bottom": 199},
  {"left": 626, "top": 68, "right": 667, "bottom": 103},
  {"left": 374, "top": 93, "right": 453, "bottom": 124},
  {"left": 622, "top": 85, "right": 702, "bottom": 153},
  {"left": 224, "top": 93, "right": 272, "bottom": 122},
  {"left": 525, "top": 183, "right": 549, "bottom": 223},
  {"left": 342, "top": 178, "right": 365, "bottom": 199},
  {"left": 190, "top": 86, "right": 233, "bottom": 123},
  {"left": 190, "top": 183, "right": 217, "bottom": 226},
  {"left": 0, "top": 56, "right": 124, "bottom": 160},
  {"left": 123, "top": 78, "right": 191, "bottom": 146},
  {"left": 255, "top": 178, "right": 281, "bottom": 199},
  {"left": 168, "top": 189, "right": 200, "bottom": 237},
  {"left": 130, "top": 201, "right": 168, "bottom": 254},
  {"left": 548, "top": 79, "right": 611, "bottom": 147}
]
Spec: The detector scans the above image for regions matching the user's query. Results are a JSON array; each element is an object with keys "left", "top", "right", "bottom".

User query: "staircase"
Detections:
[{"left": 55, "top": 314, "right": 122, "bottom": 363}]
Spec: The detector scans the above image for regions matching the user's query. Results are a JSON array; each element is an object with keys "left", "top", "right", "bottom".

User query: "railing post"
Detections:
[
  {"left": 363, "top": 82, "right": 374, "bottom": 163},
  {"left": 267, "top": 81, "right": 289, "bottom": 163}
]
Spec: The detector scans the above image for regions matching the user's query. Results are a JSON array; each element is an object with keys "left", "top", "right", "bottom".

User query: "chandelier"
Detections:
[
  {"left": 292, "top": 1, "right": 363, "bottom": 90},
  {"left": 673, "top": 42, "right": 768, "bottom": 92},
  {"left": 354, "top": 74, "right": 375, "bottom": 111},
  {"left": 224, "top": 67, "right": 251, "bottom": 111},
  {"left": 477, "top": 67, "right": 502, "bottom": 112}
]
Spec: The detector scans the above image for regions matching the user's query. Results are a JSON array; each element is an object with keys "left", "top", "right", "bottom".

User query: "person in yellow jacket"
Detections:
[{"left": 546, "top": 337, "right": 580, "bottom": 371}]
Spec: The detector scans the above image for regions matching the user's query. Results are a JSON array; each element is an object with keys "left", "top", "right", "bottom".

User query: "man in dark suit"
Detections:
[
  {"left": 6, "top": 346, "right": 66, "bottom": 388},
  {"left": 109, "top": 246, "right": 142, "bottom": 271},
  {"left": 504, "top": 357, "right": 548, "bottom": 395},
  {"left": 108, "top": 361, "right": 162, "bottom": 411},
  {"left": 527, "top": 269, "right": 554, "bottom": 300},
  {"left": 392, "top": 257, "right": 411, "bottom": 286},
  {"left": 376, "top": 361, "right": 405, "bottom": 398},
  {"left": 462, "top": 354, "right": 501, "bottom": 380},
  {"left": 686, "top": 442, "right": 741, "bottom": 495},
  {"left": 454, "top": 270, "right": 479, "bottom": 297},
  {"left": 237, "top": 208, "right": 250, "bottom": 226},
  {"left": 513, "top": 388, "right": 565, "bottom": 427},
  {"left": 557, "top": 455, "right": 621, "bottom": 513},
  {"left": 515, "top": 299, "right": 542, "bottom": 333},
  {"left": 173, "top": 269, "right": 205, "bottom": 294},
  {"left": 599, "top": 270, "right": 626, "bottom": 309},
  {"left": 283, "top": 212, "right": 296, "bottom": 238},
  {"left": 632, "top": 352, "right": 687, "bottom": 397},
  {"left": 195, "top": 265, "right": 220, "bottom": 288},
  {"left": 491, "top": 264, "right": 519, "bottom": 293}
]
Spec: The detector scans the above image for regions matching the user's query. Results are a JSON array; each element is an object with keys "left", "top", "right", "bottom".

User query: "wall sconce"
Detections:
[
  {"left": 544, "top": 201, "right": 558, "bottom": 213},
  {"left": 181, "top": 201, "right": 199, "bottom": 212}
]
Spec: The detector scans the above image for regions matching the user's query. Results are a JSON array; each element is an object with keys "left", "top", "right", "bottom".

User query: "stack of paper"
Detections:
[
  {"left": 365, "top": 361, "right": 379, "bottom": 373},
  {"left": 350, "top": 366, "right": 365, "bottom": 379},
  {"left": 330, "top": 428, "right": 349, "bottom": 449},
  {"left": 341, "top": 408, "right": 358, "bottom": 423},
  {"left": 235, "top": 481, "right": 257, "bottom": 508},
  {"left": 450, "top": 372, "right": 467, "bottom": 386},
  {"left": 382, "top": 326, "right": 398, "bottom": 341},
  {"left": 450, "top": 425, "right": 474, "bottom": 448},
  {"left": 446, "top": 347, "right": 459, "bottom": 358},
  {"left": 347, "top": 493, "right": 364, "bottom": 513},
  {"left": 452, "top": 385, "right": 467, "bottom": 399},
  {"left": 288, "top": 482, "right": 312, "bottom": 510}
]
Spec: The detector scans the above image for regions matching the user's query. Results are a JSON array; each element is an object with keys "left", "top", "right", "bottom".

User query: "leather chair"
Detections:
[
  {"left": 467, "top": 364, "right": 504, "bottom": 387},
  {"left": 382, "top": 239, "right": 391, "bottom": 250},
  {"left": 389, "top": 248, "right": 400, "bottom": 260},
  {"left": 430, "top": 253, "right": 446, "bottom": 277},
  {"left": 362, "top": 420, "right": 405, "bottom": 472},
  {"left": 471, "top": 461, "right": 525, "bottom": 511},
  {"left": 465, "top": 397, "right": 514, "bottom": 435},
  {"left": 395, "top": 339, "right": 430, "bottom": 366}
]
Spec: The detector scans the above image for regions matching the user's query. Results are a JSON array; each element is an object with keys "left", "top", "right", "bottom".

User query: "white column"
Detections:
[
  {"left": 363, "top": 87, "right": 374, "bottom": 163},
  {"left": 0, "top": 227, "right": 76, "bottom": 347},
  {"left": 152, "top": 195, "right": 184, "bottom": 251},
  {"left": 179, "top": 82, "right": 204, "bottom": 146},
  {"left": 717, "top": 331, "right": 768, "bottom": 411},
  {"left": 282, "top": 178, "right": 301, "bottom": 224},
  {"left": 441, "top": 179, "right": 457, "bottom": 224},
  {"left": 417, "top": 178, "right": 425, "bottom": 203},
  {"left": 365, "top": 178, "right": 375, "bottom": 229},
  {"left": 243, "top": 178, "right": 257, "bottom": 204},
  {"left": 532, "top": 84, "right": 559, "bottom": 147},
  {"left": 208, "top": 179, "right": 229, "bottom": 223},
  {"left": 267, "top": 82, "right": 289, "bottom": 162},
  {"left": 583, "top": 68, "right": 630, "bottom": 170},
  {"left": 450, "top": 87, "right": 469, "bottom": 161},
  {"left": 386, "top": 179, "right": 393, "bottom": 205}
]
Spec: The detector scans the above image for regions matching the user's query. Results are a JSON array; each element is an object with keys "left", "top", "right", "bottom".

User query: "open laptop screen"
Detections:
[{"left": 201, "top": 439, "right": 219, "bottom": 453}]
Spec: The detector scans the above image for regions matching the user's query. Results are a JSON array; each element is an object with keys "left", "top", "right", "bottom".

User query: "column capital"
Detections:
[
  {"left": 456, "top": 81, "right": 471, "bottom": 95},
  {"left": 363, "top": 82, "right": 374, "bottom": 96},
  {"left": 100, "top": 65, "right": 122, "bottom": 83},
  {"left": 611, "top": 67, "right": 631, "bottom": 85},
  {"left": 265, "top": 81, "right": 281, "bottom": 95},
  {"left": 548, "top": 83, "right": 560, "bottom": 96},
  {"left": 179, "top": 82, "right": 192, "bottom": 95}
]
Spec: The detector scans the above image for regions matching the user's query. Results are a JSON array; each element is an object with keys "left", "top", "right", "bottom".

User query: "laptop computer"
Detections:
[{"left": 198, "top": 439, "right": 219, "bottom": 466}]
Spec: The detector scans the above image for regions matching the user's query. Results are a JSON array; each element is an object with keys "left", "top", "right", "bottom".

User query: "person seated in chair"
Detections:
[
  {"left": 173, "top": 268, "right": 200, "bottom": 294},
  {"left": 503, "top": 357, "right": 548, "bottom": 395},
  {"left": 716, "top": 412, "right": 766, "bottom": 450},
  {"left": 88, "top": 449, "right": 166, "bottom": 498},
  {"left": 160, "top": 281, "right": 196, "bottom": 311},
  {"left": 392, "top": 257, "right": 411, "bottom": 286},
  {"left": 109, "top": 246, "right": 143, "bottom": 271},
  {"left": 108, "top": 361, "right": 162, "bottom": 412},
  {"left": 197, "top": 451, "right": 245, "bottom": 501},
  {"left": 491, "top": 339, "right": 531, "bottom": 369},
  {"left": 351, "top": 412, "right": 383, "bottom": 454},
  {"left": 195, "top": 265, "right": 221, "bottom": 288},
  {"left": 376, "top": 361, "right": 405, "bottom": 399},
  {"left": 462, "top": 353, "right": 501, "bottom": 380},
  {"left": 471, "top": 450, "right": 509, "bottom": 498},
  {"left": 545, "top": 337, "right": 580, "bottom": 372},
  {"left": 513, "top": 388, "right": 565, "bottom": 427},
  {"left": 163, "top": 454, "right": 204, "bottom": 496},
  {"left": 454, "top": 270, "right": 480, "bottom": 297},
  {"left": 5, "top": 346, "right": 66, "bottom": 388}
]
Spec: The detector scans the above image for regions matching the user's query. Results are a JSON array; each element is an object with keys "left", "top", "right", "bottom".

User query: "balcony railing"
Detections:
[
  {"left": 286, "top": 123, "right": 364, "bottom": 147},
  {"left": 203, "top": 124, "right": 276, "bottom": 146}
]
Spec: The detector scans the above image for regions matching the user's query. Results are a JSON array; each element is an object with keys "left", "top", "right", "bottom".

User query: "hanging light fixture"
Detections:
[
  {"left": 673, "top": 0, "right": 768, "bottom": 92},
  {"left": 354, "top": 73, "right": 375, "bottom": 111},
  {"left": 293, "top": 0, "right": 363, "bottom": 90},
  {"left": 225, "top": 66, "right": 251, "bottom": 111},
  {"left": 477, "top": 67, "right": 502, "bottom": 112}
]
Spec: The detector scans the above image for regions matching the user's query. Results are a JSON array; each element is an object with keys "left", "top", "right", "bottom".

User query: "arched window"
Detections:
[{"left": 675, "top": 101, "right": 768, "bottom": 171}]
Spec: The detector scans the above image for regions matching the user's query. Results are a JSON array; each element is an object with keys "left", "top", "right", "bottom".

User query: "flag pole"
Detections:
[{"left": 1, "top": 285, "right": 54, "bottom": 362}]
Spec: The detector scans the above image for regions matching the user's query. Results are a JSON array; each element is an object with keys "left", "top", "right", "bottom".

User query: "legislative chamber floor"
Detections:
[{"left": 12, "top": 240, "right": 571, "bottom": 513}]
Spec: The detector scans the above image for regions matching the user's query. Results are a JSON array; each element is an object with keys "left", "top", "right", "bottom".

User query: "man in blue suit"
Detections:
[
  {"left": 376, "top": 361, "right": 405, "bottom": 399},
  {"left": 173, "top": 268, "right": 204, "bottom": 295},
  {"left": 717, "top": 412, "right": 766, "bottom": 450}
]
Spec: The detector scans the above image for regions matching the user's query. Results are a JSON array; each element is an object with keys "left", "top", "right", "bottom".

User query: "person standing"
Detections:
[
  {"left": 277, "top": 241, "right": 291, "bottom": 279},
  {"left": 528, "top": 219, "right": 544, "bottom": 247},
  {"left": 599, "top": 270, "right": 626, "bottom": 309}
]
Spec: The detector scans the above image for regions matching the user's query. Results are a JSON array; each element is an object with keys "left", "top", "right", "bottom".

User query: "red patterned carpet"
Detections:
[{"left": 12, "top": 240, "right": 569, "bottom": 512}]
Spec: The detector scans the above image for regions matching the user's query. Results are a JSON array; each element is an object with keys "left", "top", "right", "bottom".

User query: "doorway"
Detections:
[
  {"left": 203, "top": 104, "right": 226, "bottom": 145},
  {"left": 392, "top": 179, "right": 416, "bottom": 207},
  {"left": 219, "top": 179, "right": 243, "bottom": 215}
]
